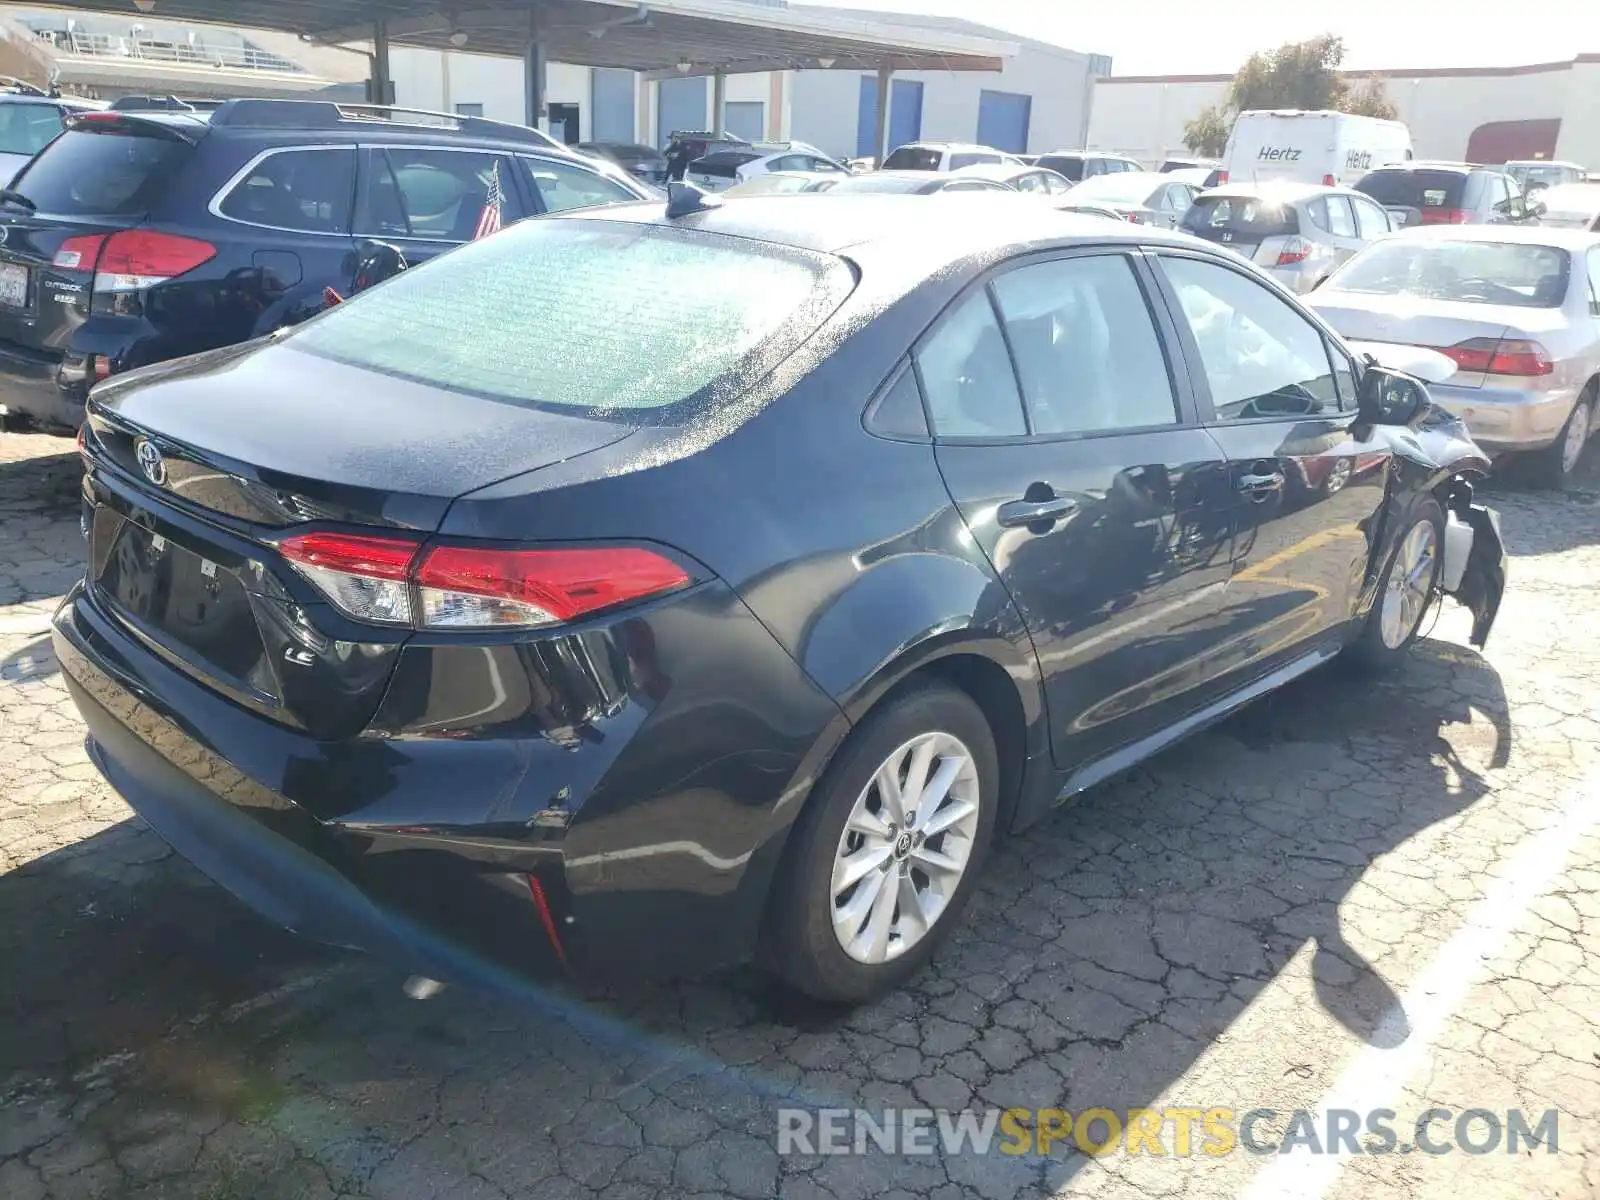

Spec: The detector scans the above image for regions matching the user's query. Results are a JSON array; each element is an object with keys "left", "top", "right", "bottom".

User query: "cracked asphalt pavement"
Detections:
[{"left": 2, "top": 430, "right": 1598, "bottom": 1200}]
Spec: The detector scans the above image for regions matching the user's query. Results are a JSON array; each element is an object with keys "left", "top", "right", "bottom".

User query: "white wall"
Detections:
[
  {"left": 1089, "top": 62, "right": 1582, "bottom": 168},
  {"left": 390, "top": 49, "right": 596, "bottom": 140},
  {"left": 1087, "top": 78, "right": 1228, "bottom": 164},
  {"left": 788, "top": 42, "right": 1097, "bottom": 161}
]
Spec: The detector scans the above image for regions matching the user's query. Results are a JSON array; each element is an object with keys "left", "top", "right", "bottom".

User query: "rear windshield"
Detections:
[
  {"left": 691, "top": 150, "right": 759, "bottom": 178},
  {"left": 1355, "top": 169, "right": 1466, "bottom": 211},
  {"left": 9, "top": 128, "right": 189, "bottom": 216},
  {"left": 1327, "top": 239, "right": 1569, "bottom": 308},
  {"left": 1036, "top": 156, "right": 1084, "bottom": 181},
  {"left": 0, "top": 103, "right": 64, "bottom": 157},
  {"left": 882, "top": 147, "right": 940, "bottom": 171},
  {"left": 289, "top": 220, "right": 854, "bottom": 414},
  {"left": 1182, "top": 195, "right": 1299, "bottom": 238}
]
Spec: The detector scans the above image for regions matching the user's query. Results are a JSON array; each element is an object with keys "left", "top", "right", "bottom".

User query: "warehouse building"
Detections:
[
  {"left": 386, "top": 4, "right": 1108, "bottom": 157},
  {"left": 1089, "top": 54, "right": 1600, "bottom": 170}
]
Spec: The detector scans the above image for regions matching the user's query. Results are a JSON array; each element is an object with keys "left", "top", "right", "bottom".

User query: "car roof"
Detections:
[
  {"left": 1507, "top": 159, "right": 1583, "bottom": 168},
  {"left": 1370, "top": 162, "right": 1481, "bottom": 175},
  {"left": 0, "top": 92, "right": 102, "bottom": 110},
  {"left": 568, "top": 193, "right": 1200, "bottom": 260},
  {"left": 1040, "top": 149, "right": 1135, "bottom": 160},
  {"left": 948, "top": 162, "right": 1042, "bottom": 182},
  {"left": 1393, "top": 223, "right": 1600, "bottom": 250},
  {"left": 1200, "top": 181, "right": 1357, "bottom": 202}
]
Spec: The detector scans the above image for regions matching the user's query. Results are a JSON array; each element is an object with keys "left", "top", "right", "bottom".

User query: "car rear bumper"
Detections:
[
  {"left": 53, "top": 571, "right": 844, "bottom": 988},
  {"left": 0, "top": 341, "right": 83, "bottom": 432},
  {"left": 1427, "top": 379, "right": 1580, "bottom": 452}
]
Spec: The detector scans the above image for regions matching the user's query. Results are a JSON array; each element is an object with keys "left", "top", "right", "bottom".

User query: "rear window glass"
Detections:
[
  {"left": 289, "top": 220, "right": 854, "bottom": 415},
  {"left": 1327, "top": 239, "right": 1569, "bottom": 308},
  {"left": 0, "top": 103, "right": 64, "bottom": 157},
  {"left": 882, "top": 147, "right": 940, "bottom": 171},
  {"left": 9, "top": 128, "right": 188, "bottom": 216},
  {"left": 1037, "top": 156, "right": 1084, "bottom": 181},
  {"left": 949, "top": 153, "right": 999, "bottom": 170},
  {"left": 1182, "top": 196, "right": 1298, "bottom": 238},
  {"left": 1355, "top": 169, "right": 1466, "bottom": 211}
]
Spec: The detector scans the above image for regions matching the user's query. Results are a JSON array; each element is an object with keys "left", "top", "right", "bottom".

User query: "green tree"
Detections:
[{"left": 1182, "top": 35, "right": 1400, "bottom": 154}]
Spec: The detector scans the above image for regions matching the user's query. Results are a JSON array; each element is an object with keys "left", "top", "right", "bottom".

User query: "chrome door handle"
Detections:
[
  {"left": 997, "top": 497, "right": 1079, "bottom": 528},
  {"left": 1238, "top": 472, "right": 1285, "bottom": 493}
]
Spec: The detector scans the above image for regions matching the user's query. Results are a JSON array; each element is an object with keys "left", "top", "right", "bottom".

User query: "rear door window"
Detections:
[
  {"left": 1351, "top": 196, "right": 1391, "bottom": 238},
  {"left": 8, "top": 127, "right": 190, "bottom": 216},
  {"left": 1323, "top": 195, "right": 1356, "bottom": 236},
  {"left": 991, "top": 254, "right": 1179, "bottom": 434},
  {"left": 358, "top": 147, "right": 526, "bottom": 242},
  {"left": 218, "top": 147, "right": 355, "bottom": 233},
  {"left": 915, "top": 288, "right": 1026, "bottom": 438}
]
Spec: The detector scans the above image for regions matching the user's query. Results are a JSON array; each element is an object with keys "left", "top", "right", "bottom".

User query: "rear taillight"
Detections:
[
  {"left": 1321, "top": 174, "right": 1336, "bottom": 187},
  {"left": 1420, "top": 207, "right": 1470, "bottom": 225},
  {"left": 1216, "top": 170, "right": 1229, "bottom": 184},
  {"left": 1275, "top": 236, "right": 1314, "bottom": 265},
  {"left": 53, "top": 234, "right": 107, "bottom": 271},
  {"left": 94, "top": 230, "right": 216, "bottom": 293},
  {"left": 1434, "top": 337, "right": 1554, "bottom": 377},
  {"left": 277, "top": 532, "right": 690, "bottom": 630}
]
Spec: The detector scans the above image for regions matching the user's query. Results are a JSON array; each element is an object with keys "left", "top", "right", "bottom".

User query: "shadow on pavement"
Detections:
[{"left": 0, "top": 636, "right": 1511, "bottom": 1197}]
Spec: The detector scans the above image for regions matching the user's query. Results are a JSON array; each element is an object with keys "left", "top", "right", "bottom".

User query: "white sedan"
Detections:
[{"left": 686, "top": 143, "right": 850, "bottom": 192}]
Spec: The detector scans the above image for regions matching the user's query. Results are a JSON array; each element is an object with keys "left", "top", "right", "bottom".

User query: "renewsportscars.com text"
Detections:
[{"left": 776, "top": 1107, "right": 1559, "bottom": 1158}]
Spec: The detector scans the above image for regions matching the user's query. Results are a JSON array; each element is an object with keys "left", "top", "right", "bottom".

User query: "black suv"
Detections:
[{"left": 0, "top": 99, "right": 653, "bottom": 433}]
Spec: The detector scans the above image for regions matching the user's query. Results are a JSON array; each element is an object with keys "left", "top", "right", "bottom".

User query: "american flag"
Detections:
[{"left": 473, "top": 161, "right": 504, "bottom": 240}]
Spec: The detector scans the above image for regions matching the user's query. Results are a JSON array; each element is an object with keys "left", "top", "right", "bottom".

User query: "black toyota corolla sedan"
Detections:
[{"left": 55, "top": 195, "right": 1506, "bottom": 1004}]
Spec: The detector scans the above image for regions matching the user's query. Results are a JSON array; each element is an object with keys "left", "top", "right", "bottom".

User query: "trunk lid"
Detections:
[
  {"left": 84, "top": 339, "right": 636, "bottom": 738},
  {"left": 1310, "top": 292, "right": 1521, "bottom": 388}
]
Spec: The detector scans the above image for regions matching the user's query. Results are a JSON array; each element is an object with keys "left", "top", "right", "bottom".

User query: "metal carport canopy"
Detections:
[{"left": 44, "top": 1, "right": 1013, "bottom": 75}]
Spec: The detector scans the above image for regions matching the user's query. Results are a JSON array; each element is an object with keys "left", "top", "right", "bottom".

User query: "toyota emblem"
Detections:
[{"left": 134, "top": 437, "right": 167, "bottom": 486}]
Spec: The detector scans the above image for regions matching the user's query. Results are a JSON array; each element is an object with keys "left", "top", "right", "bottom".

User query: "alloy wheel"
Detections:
[
  {"left": 1379, "top": 520, "right": 1438, "bottom": 649},
  {"left": 1324, "top": 457, "right": 1352, "bottom": 494},
  {"left": 830, "top": 732, "right": 981, "bottom": 964}
]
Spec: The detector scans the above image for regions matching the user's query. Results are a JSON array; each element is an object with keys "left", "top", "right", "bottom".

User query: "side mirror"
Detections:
[{"left": 1357, "top": 361, "right": 1429, "bottom": 426}]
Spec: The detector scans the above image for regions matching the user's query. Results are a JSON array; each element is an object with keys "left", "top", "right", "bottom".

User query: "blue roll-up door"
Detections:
[
  {"left": 657, "top": 76, "right": 708, "bottom": 147},
  {"left": 889, "top": 80, "right": 923, "bottom": 154},
  {"left": 976, "top": 89, "right": 1032, "bottom": 154},
  {"left": 856, "top": 75, "right": 925, "bottom": 158},
  {"left": 591, "top": 69, "right": 635, "bottom": 143},
  {"left": 724, "top": 100, "right": 765, "bottom": 142}
]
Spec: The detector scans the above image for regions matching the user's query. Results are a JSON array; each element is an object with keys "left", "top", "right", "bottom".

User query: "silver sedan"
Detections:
[{"left": 1310, "top": 225, "right": 1600, "bottom": 486}]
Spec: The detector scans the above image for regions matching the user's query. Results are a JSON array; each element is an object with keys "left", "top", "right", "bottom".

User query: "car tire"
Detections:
[
  {"left": 766, "top": 681, "right": 999, "bottom": 1004},
  {"left": 1349, "top": 495, "right": 1444, "bottom": 671},
  {"left": 1530, "top": 390, "right": 1593, "bottom": 490}
]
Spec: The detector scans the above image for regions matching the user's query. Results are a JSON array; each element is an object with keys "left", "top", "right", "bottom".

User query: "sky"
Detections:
[{"left": 796, "top": 0, "right": 1600, "bottom": 76}]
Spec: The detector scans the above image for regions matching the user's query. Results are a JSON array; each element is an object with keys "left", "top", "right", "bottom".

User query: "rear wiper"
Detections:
[{"left": 0, "top": 189, "right": 35, "bottom": 212}]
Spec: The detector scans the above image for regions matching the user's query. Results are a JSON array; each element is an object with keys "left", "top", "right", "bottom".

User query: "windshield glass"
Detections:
[
  {"left": 291, "top": 220, "right": 854, "bottom": 415},
  {"left": 1068, "top": 174, "right": 1157, "bottom": 204},
  {"left": 9, "top": 128, "right": 189, "bottom": 215},
  {"left": 1326, "top": 239, "right": 1569, "bottom": 308},
  {"left": 1181, "top": 195, "right": 1298, "bottom": 238},
  {"left": 1509, "top": 163, "right": 1577, "bottom": 190},
  {"left": 0, "top": 103, "right": 63, "bottom": 157},
  {"left": 882, "top": 146, "right": 940, "bottom": 171}
]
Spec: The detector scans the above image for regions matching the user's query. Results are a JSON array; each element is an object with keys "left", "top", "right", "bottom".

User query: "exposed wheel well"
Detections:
[{"left": 916, "top": 654, "right": 1028, "bottom": 835}]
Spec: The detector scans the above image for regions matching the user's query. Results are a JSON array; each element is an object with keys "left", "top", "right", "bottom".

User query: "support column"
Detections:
[
  {"left": 371, "top": 19, "right": 391, "bottom": 105},
  {"left": 524, "top": 7, "right": 548, "bottom": 132},
  {"left": 712, "top": 71, "right": 727, "bottom": 134},
  {"left": 873, "top": 63, "right": 892, "bottom": 167}
]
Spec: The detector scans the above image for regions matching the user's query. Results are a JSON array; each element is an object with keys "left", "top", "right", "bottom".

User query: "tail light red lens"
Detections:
[
  {"left": 278, "top": 533, "right": 690, "bottom": 630},
  {"left": 1216, "top": 170, "right": 1229, "bottom": 184},
  {"left": 1275, "top": 236, "right": 1313, "bottom": 265},
  {"left": 95, "top": 230, "right": 217, "bottom": 292},
  {"left": 1434, "top": 337, "right": 1554, "bottom": 377},
  {"left": 1321, "top": 174, "right": 1336, "bottom": 187},
  {"left": 1420, "top": 207, "right": 1470, "bottom": 225}
]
